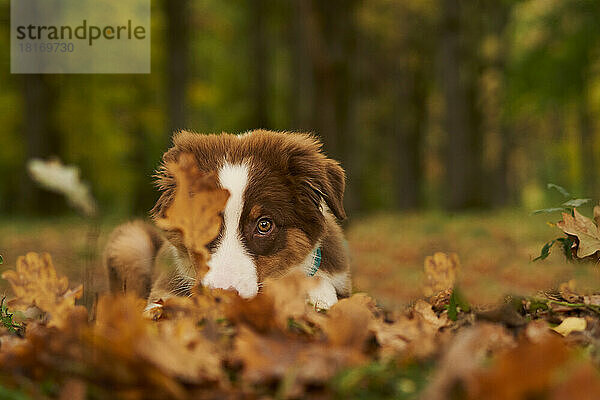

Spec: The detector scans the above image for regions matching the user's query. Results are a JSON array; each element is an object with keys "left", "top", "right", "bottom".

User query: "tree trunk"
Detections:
[
  {"left": 439, "top": 0, "right": 480, "bottom": 210},
  {"left": 298, "top": 0, "right": 361, "bottom": 213},
  {"left": 250, "top": 0, "right": 269, "bottom": 129},
  {"left": 164, "top": 0, "right": 189, "bottom": 136},
  {"left": 394, "top": 63, "right": 427, "bottom": 209},
  {"left": 18, "top": 75, "right": 63, "bottom": 214},
  {"left": 289, "top": 0, "right": 314, "bottom": 130}
]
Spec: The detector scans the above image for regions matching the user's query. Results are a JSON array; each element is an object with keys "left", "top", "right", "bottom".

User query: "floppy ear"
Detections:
[
  {"left": 149, "top": 131, "right": 193, "bottom": 219},
  {"left": 320, "top": 159, "right": 346, "bottom": 220},
  {"left": 288, "top": 137, "right": 347, "bottom": 221},
  {"left": 150, "top": 160, "right": 176, "bottom": 220}
]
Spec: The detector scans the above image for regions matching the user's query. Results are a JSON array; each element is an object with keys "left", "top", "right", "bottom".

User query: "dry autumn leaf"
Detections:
[
  {"left": 468, "top": 336, "right": 570, "bottom": 400},
  {"left": 228, "top": 270, "right": 320, "bottom": 332},
  {"left": 423, "top": 252, "right": 460, "bottom": 297},
  {"left": 551, "top": 317, "right": 586, "bottom": 337},
  {"left": 155, "top": 153, "right": 229, "bottom": 279},
  {"left": 423, "top": 323, "right": 516, "bottom": 400},
  {"left": 556, "top": 209, "right": 600, "bottom": 258},
  {"left": 370, "top": 299, "right": 450, "bottom": 359},
  {"left": 323, "top": 294, "right": 375, "bottom": 347},
  {"left": 1, "top": 252, "right": 84, "bottom": 328},
  {"left": 234, "top": 326, "right": 365, "bottom": 395}
]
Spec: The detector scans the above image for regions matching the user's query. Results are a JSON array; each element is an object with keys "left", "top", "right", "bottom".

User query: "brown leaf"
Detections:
[
  {"left": 557, "top": 209, "right": 600, "bottom": 258},
  {"left": 371, "top": 300, "right": 449, "bottom": 359},
  {"left": 551, "top": 363, "right": 600, "bottom": 400},
  {"left": 94, "top": 295, "right": 223, "bottom": 385},
  {"left": 468, "top": 336, "right": 570, "bottom": 400},
  {"left": 155, "top": 153, "right": 229, "bottom": 279},
  {"left": 594, "top": 205, "right": 600, "bottom": 227},
  {"left": 228, "top": 270, "right": 320, "bottom": 332},
  {"left": 422, "top": 323, "right": 516, "bottom": 400},
  {"left": 234, "top": 326, "right": 365, "bottom": 394},
  {"left": 1, "top": 252, "right": 84, "bottom": 328},
  {"left": 559, "top": 280, "right": 581, "bottom": 303},
  {"left": 423, "top": 252, "right": 460, "bottom": 297},
  {"left": 323, "top": 294, "right": 375, "bottom": 347}
]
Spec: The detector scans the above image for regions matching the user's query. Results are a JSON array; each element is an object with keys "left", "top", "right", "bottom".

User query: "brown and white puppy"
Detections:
[{"left": 104, "top": 130, "right": 351, "bottom": 309}]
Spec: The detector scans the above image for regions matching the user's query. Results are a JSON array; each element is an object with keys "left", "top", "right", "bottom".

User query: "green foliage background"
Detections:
[{"left": 1, "top": 0, "right": 600, "bottom": 216}]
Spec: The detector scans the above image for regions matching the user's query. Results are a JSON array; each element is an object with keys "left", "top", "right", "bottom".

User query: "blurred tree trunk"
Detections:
[
  {"left": 289, "top": 0, "right": 313, "bottom": 130},
  {"left": 439, "top": 0, "right": 483, "bottom": 210},
  {"left": 250, "top": 0, "right": 269, "bottom": 129},
  {"left": 18, "top": 75, "right": 63, "bottom": 214},
  {"left": 164, "top": 0, "right": 189, "bottom": 135},
  {"left": 394, "top": 64, "right": 427, "bottom": 209},
  {"left": 298, "top": 0, "right": 362, "bottom": 214}
]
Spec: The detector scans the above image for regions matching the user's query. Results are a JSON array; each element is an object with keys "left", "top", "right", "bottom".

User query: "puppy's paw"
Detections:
[{"left": 307, "top": 279, "right": 338, "bottom": 310}]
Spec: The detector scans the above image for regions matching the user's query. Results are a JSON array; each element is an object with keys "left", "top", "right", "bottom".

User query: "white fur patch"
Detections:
[
  {"left": 307, "top": 276, "right": 338, "bottom": 309},
  {"left": 202, "top": 161, "right": 258, "bottom": 298}
]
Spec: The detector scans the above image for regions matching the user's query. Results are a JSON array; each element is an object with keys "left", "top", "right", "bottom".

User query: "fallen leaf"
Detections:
[
  {"left": 551, "top": 317, "right": 586, "bottom": 337},
  {"left": 559, "top": 280, "right": 581, "bottom": 303},
  {"left": 551, "top": 363, "right": 600, "bottom": 400},
  {"left": 228, "top": 270, "right": 319, "bottom": 332},
  {"left": 1, "top": 252, "right": 84, "bottom": 328},
  {"left": 234, "top": 326, "right": 365, "bottom": 395},
  {"left": 371, "top": 300, "right": 449, "bottom": 359},
  {"left": 155, "top": 153, "right": 229, "bottom": 279},
  {"left": 557, "top": 209, "right": 600, "bottom": 258},
  {"left": 422, "top": 323, "right": 516, "bottom": 400},
  {"left": 468, "top": 336, "right": 570, "bottom": 400},
  {"left": 423, "top": 252, "right": 460, "bottom": 297},
  {"left": 27, "top": 158, "right": 97, "bottom": 216},
  {"left": 323, "top": 294, "right": 375, "bottom": 347}
]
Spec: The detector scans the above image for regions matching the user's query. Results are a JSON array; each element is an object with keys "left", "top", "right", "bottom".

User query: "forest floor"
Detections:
[
  {"left": 0, "top": 209, "right": 595, "bottom": 308},
  {"left": 1, "top": 209, "right": 600, "bottom": 399}
]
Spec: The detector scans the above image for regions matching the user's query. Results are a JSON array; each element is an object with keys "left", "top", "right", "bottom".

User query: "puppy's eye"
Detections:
[{"left": 256, "top": 217, "right": 274, "bottom": 235}]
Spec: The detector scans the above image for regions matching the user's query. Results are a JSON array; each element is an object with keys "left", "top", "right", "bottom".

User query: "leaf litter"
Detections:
[{"left": 3, "top": 160, "right": 600, "bottom": 398}]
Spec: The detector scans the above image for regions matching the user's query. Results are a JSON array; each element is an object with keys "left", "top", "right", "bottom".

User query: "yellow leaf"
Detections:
[
  {"left": 423, "top": 252, "right": 460, "bottom": 297},
  {"left": 155, "top": 153, "right": 229, "bottom": 280},
  {"left": 1, "top": 252, "right": 84, "bottom": 328},
  {"left": 552, "top": 317, "right": 586, "bottom": 337}
]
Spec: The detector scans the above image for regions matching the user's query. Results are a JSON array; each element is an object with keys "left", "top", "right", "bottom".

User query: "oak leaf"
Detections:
[
  {"left": 423, "top": 252, "right": 460, "bottom": 297},
  {"left": 1, "top": 252, "right": 83, "bottom": 328},
  {"left": 556, "top": 209, "right": 600, "bottom": 258},
  {"left": 323, "top": 294, "right": 375, "bottom": 347},
  {"left": 234, "top": 326, "right": 365, "bottom": 395},
  {"left": 155, "top": 153, "right": 229, "bottom": 279}
]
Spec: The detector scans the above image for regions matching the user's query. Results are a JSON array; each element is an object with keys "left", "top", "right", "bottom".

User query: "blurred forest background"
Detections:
[{"left": 2, "top": 0, "right": 600, "bottom": 217}]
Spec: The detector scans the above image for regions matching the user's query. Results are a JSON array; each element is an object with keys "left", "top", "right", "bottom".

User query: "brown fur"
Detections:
[{"left": 105, "top": 130, "right": 351, "bottom": 303}]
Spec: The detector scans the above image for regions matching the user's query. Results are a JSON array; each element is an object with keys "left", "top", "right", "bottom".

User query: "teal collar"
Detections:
[{"left": 306, "top": 247, "right": 322, "bottom": 277}]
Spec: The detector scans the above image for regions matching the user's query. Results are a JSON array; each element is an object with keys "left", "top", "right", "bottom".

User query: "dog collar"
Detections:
[{"left": 307, "top": 247, "right": 322, "bottom": 277}]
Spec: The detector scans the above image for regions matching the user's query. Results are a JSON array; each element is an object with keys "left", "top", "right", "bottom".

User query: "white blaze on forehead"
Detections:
[{"left": 202, "top": 161, "right": 258, "bottom": 298}]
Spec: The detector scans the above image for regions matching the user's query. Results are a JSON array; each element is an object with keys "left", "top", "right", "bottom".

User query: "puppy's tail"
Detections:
[{"left": 103, "top": 220, "right": 164, "bottom": 299}]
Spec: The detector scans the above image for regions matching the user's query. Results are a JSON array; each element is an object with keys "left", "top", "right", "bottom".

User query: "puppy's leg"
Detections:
[
  {"left": 308, "top": 274, "right": 339, "bottom": 310},
  {"left": 103, "top": 221, "right": 163, "bottom": 299}
]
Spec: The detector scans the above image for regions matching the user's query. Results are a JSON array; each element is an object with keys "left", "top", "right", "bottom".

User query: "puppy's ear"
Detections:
[
  {"left": 317, "top": 159, "right": 346, "bottom": 220},
  {"left": 289, "top": 135, "right": 347, "bottom": 221},
  {"left": 149, "top": 130, "right": 194, "bottom": 220},
  {"left": 150, "top": 160, "right": 176, "bottom": 220}
]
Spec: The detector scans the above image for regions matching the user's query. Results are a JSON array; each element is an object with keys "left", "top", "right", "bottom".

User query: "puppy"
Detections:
[{"left": 104, "top": 130, "right": 351, "bottom": 309}]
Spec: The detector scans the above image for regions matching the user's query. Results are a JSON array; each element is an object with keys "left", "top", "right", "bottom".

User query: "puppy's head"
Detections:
[{"left": 151, "top": 130, "right": 345, "bottom": 298}]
